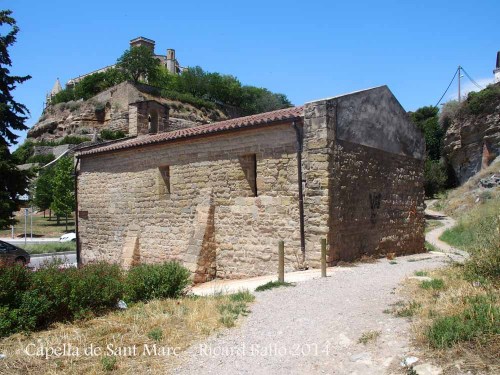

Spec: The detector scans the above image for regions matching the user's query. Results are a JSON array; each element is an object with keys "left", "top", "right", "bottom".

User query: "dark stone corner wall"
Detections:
[
  {"left": 329, "top": 140, "right": 425, "bottom": 262},
  {"left": 303, "top": 86, "right": 426, "bottom": 265}
]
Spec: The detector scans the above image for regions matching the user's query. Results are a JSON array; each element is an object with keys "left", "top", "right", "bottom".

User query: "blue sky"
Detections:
[{"left": 4, "top": 0, "right": 500, "bottom": 148}]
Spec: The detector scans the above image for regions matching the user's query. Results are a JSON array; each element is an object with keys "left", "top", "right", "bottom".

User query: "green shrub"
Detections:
[
  {"left": 424, "top": 159, "right": 447, "bottom": 197},
  {"left": 0, "top": 262, "right": 124, "bottom": 336},
  {"left": 229, "top": 290, "right": 255, "bottom": 303},
  {"left": 161, "top": 89, "right": 215, "bottom": 110},
  {"left": 36, "top": 135, "right": 90, "bottom": 147},
  {"left": 125, "top": 262, "right": 190, "bottom": 302},
  {"left": 464, "top": 84, "right": 500, "bottom": 115},
  {"left": 427, "top": 295, "right": 500, "bottom": 348},
  {"left": 0, "top": 261, "right": 190, "bottom": 337},
  {"left": 0, "top": 264, "right": 31, "bottom": 306},
  {"left": 421, "top": 278, "right": 445, "bottom": 290},
  {"left": 67, "top": 262, "right": 124, "bottom": 319},
  {"left": 26, "top": 153, "right": 55, "bottom": 165},
  {"left": 147, "top": 327, "right": 163, "bottom": 342},
  {"left": 217, "top": 300, "right": 251, "bottom": 328},
  {"left": 11, "top": 140, "right": 35, "bottom": 164},
  {"left": 101, "top": 356, "right": 117, "bottom": 372},
  {"left": 100, "top": 129, "right": 126, "bottom": 140}
]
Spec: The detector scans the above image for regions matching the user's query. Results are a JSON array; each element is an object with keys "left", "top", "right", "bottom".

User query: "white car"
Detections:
[{"left": 59, "top": 232, "right": 76, "bottom": 242}]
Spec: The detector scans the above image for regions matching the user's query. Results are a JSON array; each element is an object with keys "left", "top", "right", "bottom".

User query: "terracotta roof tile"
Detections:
[{"left": 77, "top": 105, "right": 304, "bottom": 156}]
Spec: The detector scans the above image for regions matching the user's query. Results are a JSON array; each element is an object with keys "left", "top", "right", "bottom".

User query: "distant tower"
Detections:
[
  {"left": 166, "top": 49, "right": 177, "bottom": 74},
  {"left": 494, "top": 51, "right": 500, "bottom": 83},
  {"left": 45, "top": 78, "right": 62, "bottom": 106},
  {"left": 129, "top": 37, "right": 155, "bottom": 52}
]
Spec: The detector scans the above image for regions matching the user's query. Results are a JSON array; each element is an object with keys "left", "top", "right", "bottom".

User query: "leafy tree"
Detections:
[
  {"left": 117, "top": 46, "right": 159, "bottom": 84},
  {"left": 51, "top": 68, "right": 126, "bottom": 105},
  {"left": 50, "top": 157, "right": 74, "bottom": 229},
  {"left": 409, "top": 105, "right": 449, "bottom": 196},
  {"left": 0, "top": 10, "right": 31, "bottom": 228},
  {"left": 33, "top": 167, "right": 54, "bottom": 217},
  {"left": 11, "top": 139, "right": 34, "bottom": 164},
  {"left": 410, "top": 106, "right": 444, "bottom": 161},
  {"left": 424, "top": 159, "right": 447, "bottom": 197},
  {"left": 240, "top": 86, "right": 292, "bottom": 115}
]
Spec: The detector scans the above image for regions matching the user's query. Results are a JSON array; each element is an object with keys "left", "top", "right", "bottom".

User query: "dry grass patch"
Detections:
[
  {"left": 404, "top": 266, "right": 500, "bottom": 373},
  {"left": 0, "top": 294, "right": 253, "bottom": 374}
]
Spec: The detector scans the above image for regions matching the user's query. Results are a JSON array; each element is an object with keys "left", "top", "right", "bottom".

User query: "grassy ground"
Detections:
[
  {"left": 439, "top": 198, "right": 499, "bottom": 253},
  {"left": 21, "top": 242, "right": 76, "bottom": 254},
  {"left": 403, "top": 192, "right": 499, "bottom": 373},
  {"left": 0, "top": 211, "right": 75, "bottom": 238},
  {"left": 0, "top": 291, "right": 254, "bottom": 374},
  {"left": 255, "top": 281, "right": 295, "bottom": 292},
  {"left": 404, "top": 267, "right": 499, "bottom": 373}
]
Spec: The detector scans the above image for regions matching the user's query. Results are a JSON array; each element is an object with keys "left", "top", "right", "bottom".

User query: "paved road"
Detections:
[
  {"left": 29, "top": 252, "right": 77, "bottom": 269},
  {"left": 0, "top": 237, "right": 60, "bottom": 245}
]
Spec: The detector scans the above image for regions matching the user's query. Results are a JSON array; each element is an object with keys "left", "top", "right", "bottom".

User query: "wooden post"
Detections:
[
  {"left": 278, "top": 240, "right": 284, "bottom": 282},
  {"left": 321, "top": 238, "right": 327, "bottom": 277}
]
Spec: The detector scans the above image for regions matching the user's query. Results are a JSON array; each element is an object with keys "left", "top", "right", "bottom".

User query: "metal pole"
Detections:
[
  {"left": 321, "top": 238, "right": 327, "bottom": 277},
  {"left": 24, "top": 208, "right": 28, "bottom": 247},
  {"left": 11, "top": 226, "right": 14, "bottom": 239},
  {"left": 278, "top": 240, "right": 285, "bottom": 282},
  {"left": 30, "top": 206, "right": 33, "bottom": 240},
  {"left": 458, "top": 65, "right": 461, "bottom": 103}
]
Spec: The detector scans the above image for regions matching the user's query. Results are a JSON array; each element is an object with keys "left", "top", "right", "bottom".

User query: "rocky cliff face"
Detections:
[
  {"left": 443, "top": 91, "right": 500, "bottom": 184},
  {"left": 28, "top": 82, "right": 230, "bottom": 142}
]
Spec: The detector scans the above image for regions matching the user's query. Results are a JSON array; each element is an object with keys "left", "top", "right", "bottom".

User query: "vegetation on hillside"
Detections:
[
  {"left": 12, "top": 136, "right": 90, "bottom": 165},
  {"left": 411, "top": 83, "right": 500, "bottom": 197},
  {"left": 50, "top": 46, "right": 292, "bottom": 115}
]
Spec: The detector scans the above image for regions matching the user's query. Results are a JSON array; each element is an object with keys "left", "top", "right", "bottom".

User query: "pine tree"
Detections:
[{"left": 0, "top": 10, "right": 31, "bottom": 229}]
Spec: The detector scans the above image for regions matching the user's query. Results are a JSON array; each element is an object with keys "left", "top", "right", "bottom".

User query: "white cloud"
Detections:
[{"left": 445, "top": 77, "right": 494, "bottom": 102}]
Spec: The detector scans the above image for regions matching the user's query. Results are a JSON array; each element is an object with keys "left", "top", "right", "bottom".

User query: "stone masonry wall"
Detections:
[
  {"left": 329, "top": 140, "right": 425, "bottom": 262},
  {"left": 78, "top": 123, "right": 302, "bottom": 279},
  {"left": 302, "top": 101, "right": 335, "bottom": 268}
]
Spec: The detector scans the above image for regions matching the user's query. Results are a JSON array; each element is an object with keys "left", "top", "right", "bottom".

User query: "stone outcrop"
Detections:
[
  {"left": 28, "top": 81, "right": 230, "bottom": 142},
  {"left": 443, "top": 88, "right": 500, "bottom": 184}
]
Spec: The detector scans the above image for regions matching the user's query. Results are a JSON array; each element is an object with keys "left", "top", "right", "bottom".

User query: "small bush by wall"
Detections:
[{"left": 125, "top": 262, "right": 191, "bottom": 302}]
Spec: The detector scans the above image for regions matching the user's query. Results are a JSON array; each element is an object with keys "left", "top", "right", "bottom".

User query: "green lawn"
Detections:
[{"left": 0, "top": 211, "right": 75, "bottom": 238}]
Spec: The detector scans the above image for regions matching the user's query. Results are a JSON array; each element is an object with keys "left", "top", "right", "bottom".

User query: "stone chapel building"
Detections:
[{"left": 75, "top": 86, "right": 426, "bottom": 282}]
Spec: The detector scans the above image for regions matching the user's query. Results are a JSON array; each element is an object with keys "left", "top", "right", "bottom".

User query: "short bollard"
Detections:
[
  {"left": 321, "top": 238, "right": 327, "bottom": 277},
  {"left": 278, "top": 240, "right": 284, "bottom": 282}
]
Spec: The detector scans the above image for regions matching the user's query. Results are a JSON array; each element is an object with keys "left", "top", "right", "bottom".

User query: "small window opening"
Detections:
[
  {"left": 158, "top": 166, "right": 171, "bottom": 196},
  {"left": 148, "top": 111, "right": 159, "bottom": 134},
  {"left": 239, "top": 154, "right": 257, "bottom": 197}
]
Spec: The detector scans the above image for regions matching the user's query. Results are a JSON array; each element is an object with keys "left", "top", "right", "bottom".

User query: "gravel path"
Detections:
[
  {"left": 172, "top": 209, "right": 458, "bottom": 375},
  {"left": 173, "top": 256, "right": 449, "bottom": 374},
  {"left": 425, "top": 208, "right": 468, "bottom": 262}
]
